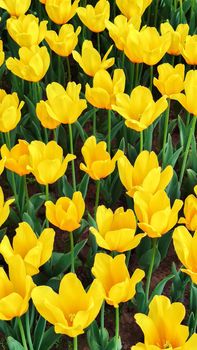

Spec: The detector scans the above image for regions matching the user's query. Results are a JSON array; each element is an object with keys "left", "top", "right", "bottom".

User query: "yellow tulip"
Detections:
[
  {"left": 172, "top": 70, "right": 197, "bottom": 115},
  {"left": 124, "top": 26, "right": 143, "bottom": 63},
  {"left": 6, "top": 45, "right": 50, "bottom": 82},
  {"left": 85, "top": 69, "right": 125, "bottom": 110},
  {"left": 0, "top": 222, "right": 55, "bottom": 276},
  {"left": 178, "top": 186, "right": 197, "bottom": 231},
  {"left": 37, "top": 82, "right": 87, "bottom": 125},
  {"left": 0, "top": 186, "right": 14, "bottom": 227},
  {"left": 0, "top": 40, "right": 4, "bottom": 67},
  {"left": 112, "top": 86, "right": 168, "bottom": 132},
  {"left": 180, "top": 35, "right": 197, "bottom": 65},
  {"left": 32, "top": 272, "right": 104, "bottom": 337},
  {"left": 80, "top": 136, "right": 123, "bottom": 180},
  {"left": 90, "top": 205, "right": 145, "bottom": 252},
  {"left": 116, "top": 0, "right": 152, "bottom": 19},
  {"left": 45, "top": 0, "right": 80, "bottom": 25},
  {"left": 153, "top": 63, "right": 185, "bottom": 97},
  {"left": 0, "top": 255, "right": 35, "bottom": 320},
  {"left": 77, "top": 0, "right": 110, "bottom": 33},
  {"left": 7, "top": 14, "right": 48, "bottom": 48},
  {"left": 36, "top": 102, "right": 61, "bottom": 129},
  {"left": 132, "top": 295, "right": 197, "bottom": 350},
  {"left": 0, "top": 0, "right": 31, "bottom": 16},
  {"left": 1, "top": 140, "right": 30, "bottom": 176},
  {"left": 0, "top": 90, "right": 24, "bottom": 132},
  {"left": 45, "top": 191, "right": 85, "bottom": 232},
  {"left": 72, "top": 40, "right": 114, "bottom": 76},
  {"left": 117, "top": 151, "right": 173, "bottom": 198},
  {"left": 92, "top": 253, "right": 145, "bottom": 307},
  {"left": 27, "top": 140, "right": 75, "bottom": 185},
  {"left": 134, "top": 190, "right": 183, "bottom": 238},
  {"left": 160, "top": 22, "right": 189, "bottom": 55},
  {"left": 45, "top": 24, "right": 81, "bottom": 57}
]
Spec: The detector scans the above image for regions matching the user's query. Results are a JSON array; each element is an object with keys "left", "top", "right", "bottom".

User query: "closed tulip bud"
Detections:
[
  {"left": 6, "top": 45, "right": 50, "bottom": 82},
  {"left": 77, "top": 0, "right": 110, "bottom": 33},
  {"left": 134, "top": 190, "right": 183, "bottom": 238},
  {"left": 92, "top": 253, "right": 145, "bottom": 307},
  {"left": 0, "top": 90, "right": 24, "bottom": 132},
  {"left": 113, "top": 86, "right": 168, "bottom": 132},
  {"left": 80, "top": 136, "right": 123, "bottom": 180},
  {"left": 116, "top": 0, "right": 152, "bottom": 19},
  {"left": 85, "top": 69, "right": 125, "bottom": 110},
  {"left": 178, "top": 186, "right": 197, "bottom": 231},
  {"left": 180, "top": 35, "right": 197, "bottom": 65},
  {"left": 0, "top": 222, "right": 55, "bottom": 276},
  {"left": 90, "top": 205, "right": 145, "bottom": 252},
  {"left": 0, "top": 186, "right": 14, "bottom": 227},
  {"left": 0, "top": 40, "right": 4, "bottom": 67},
  {"left": 0, "top": 0, "right": 31, "bottom": 17},
  {"left": 132, "top": 295, "right": 197, "bottom": 350},
  {"left": 6, "top": 15, "right": 48, "bottom": 48},
  {"left": 45, "top": 0, "right": 80, "bottom": 25},
  {"left": 27, "top": 140, "right": 75, "bottom": 185},
  {"left": 153, "top": 63, "right": 185, "bottom": 97},
  {"left": 1, "top": 140, "right": 30, "bottom": 176},
  {"left": 124, "top": 25, "right": 143, "bottom": 63},
  {"left": 45, "top": 191, "right": 85, "bottom": 232},
  {"left": 160, "top": 22, "right": 189, "bottom": 56},
  {"left": 72, "top": 40, "right": 114, "bottom": 76},
  {"left": 36, "top": 101, "right": 61, "bottom": 129},
  {"left": 172, "top": 70, "right": 197, "bottom": 115},
  {"left": 45, "top": 24, "right": 81, "bottom": 57}
]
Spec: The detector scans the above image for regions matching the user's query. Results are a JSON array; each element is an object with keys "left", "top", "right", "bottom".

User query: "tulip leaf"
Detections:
[
  {"left": 105, "top": 336, "right": 122, "bottom": 350},
  {"left": 24, "top": 95, "right": 37, "bottom": 119},
  {"left": 58, "top": 175, "right": 73, "bottom": 197},
  {"left": 39, "top": 326, "right": 61, "bottom": 350},
  {"left": 74, "top": 121, "right": 88, "bottom": 143},
  {"left": 187, "top": 169, "right": 197, "bottom": 194},
  {"left": 7, "top": 337, "right": 24, "bottom": 350},
  {"left": 87, "top": 321, "right": 111, "bottom": 350},
  {"left": 0, "top": 321, "right": 15, "bottom": 338},
  {"left": 77, "top": 173, "right": 89, "bottom": 198},
  {"left": 158, "top": 231, "right": 172, "bottom": 260},
  {"left": 138, "top": 246, "right": 161, "bottom": 273},
  {"left": 150, "top": 273, "right": 175, "bottom": 302},
  {"left": 108, "top": 119, "right": 124, "bottom": 142}
]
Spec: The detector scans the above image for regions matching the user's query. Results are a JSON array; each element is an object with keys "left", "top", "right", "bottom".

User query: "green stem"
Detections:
[
  {"left": 140, "top": 131, "right": 143, "bottom": 152},
  {"left": 57, "top": 54, "right": 62, "bottom": 83},
  {"left": 130, "top": 62, "right": 135, "bottom": 90},
  {"left": 179, "top": 0, "right": 183, "bottom": 22},
  {"left": 179, "top": 116, "right": 196, "bottom": 186},
  {"left": 53, "top": 126, "right": 59, "bottom": 142},
  {"left": 154, "top": 0, "right": 159, "bottom": 26},
  {"left": 107, "top": 109, "right": 111, "bottom": 154},
  {"left": 145, "top": 238, "right": 158, "bottom": 303},
  {"left": 93, "top": 108, "right": 97, "bottom": 136},
  {"left": 17, "top": 318, "right": 28, "bottom": 350},
  {"left": 24, "top": 175, "right": 29, "bottom": 212},
  {"left": 73, "top": 336, "right": 78, "bottom": 350},
  {"left": 94, "top": 180, "right": 100, "bottom": 218},
  {"left": 44, "top": 127, "right": 48, "bottom": 143},
  {"left": 134, "top": 63, "right": 139, "bottom": 87},
  {"left": 100, "top": 302, "right": 105, "bottom": 347},
  {"left": 162, "top": 99, "right": 170, "bottom": 165},
  {"left": 68, "top": 123, "right": 76, "bottom": 191},
  {"left": 25, "top": 311, "right": 34, "bottom": 350},
  {"left": 121, "top": 51, "right": 125, "bottom": 67},
  {"left": 46, "top": 184, "right": 49, "bottom": 228},
  {"left": 97, "top": 33, "right": 100, "bottom": 53},
  {"left": 149, "top": 65, "right": 153, "bottom": 92},
  {"left": 66, "top": 56, "right": 71, "bottom": 81},
  {"left": 115, "top": 307, "right": 120, "bottom": 349},
  {"left": 70, "top": 231, "right": 75, "bottom": 273}
]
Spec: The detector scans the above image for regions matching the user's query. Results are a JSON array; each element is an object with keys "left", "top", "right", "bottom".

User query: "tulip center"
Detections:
[
  {"left": 163, "top": 341, "right": 172, "bottom": 349},
  {"left": 68, "top": 313, "right": 76, "bottom": 325}
]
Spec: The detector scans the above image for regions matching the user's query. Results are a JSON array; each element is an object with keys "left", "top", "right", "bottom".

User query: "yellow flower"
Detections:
[
  {"left": 36, "top": 82, "right": 87, "bottom": 125},
  {"left": 0, "top": 222, "right": 55, "bottom": 276},
  {"left": 1, "top": 140, "right": 30, "bottom": 176},
  {"left": 112, "top": 86, "right": 168, "bottom": 132},
  {"left": 160, "top": 22, "right": 189, "bottom": 55},
  {"left": 45, "top": 24, "right": 81, "bottom": 57},
  {"left": 85, "top": 69, "right": 125, "bottom": 110},
  {"left": 134, "top": 190, "right": 183, "bottom": 238},
  {"left": 178, "top": 186, "right": 197, "bottom": 231},
  {"left": 32, "top": 273, "right": 104, "bottom": 337},
  {"left": 27, "top": 140, "right": 75, "bottom": 185},
  {"left": 116, "top": 0, "right": 152, "bottom": 19},
  {"left": 6, "top": 14, "right": 48, "bottom": 47},
  {"left": 77, "top": 0, "right": 110, "bottom": 33},
  {"left": 80, "top": 136, "right": 123, "bottom": 180},
  {"left": 117, "top": 151, "right": 173, "bottom": 198},
  {"left": 45, "top": 0, "right": 80, "bottom": 25},
  {"left": 132, "top": 295, "right": 197, "bottom": 350},
  {"left": 153, "top": 63, "right": 185, "bottom": 97},
  {"left": 92, "top": 253, "right": 145, "bottom": 308},
  {"left": 0, "top": 186, "right": 14, "bottom": 227},
  {"left": 0, "top": 0, "right": 31, "bottom": 16},
  {"left": 45, "top": 191, "right": 85, "bottom": 232},
  {"left": 72, "top": 40, "right": 114, "bottom": 77},
  {"left": 0, "top": 90, "right": 24, "bottom": 132},
  {"left": 172, "top": 70, "right": 197, "bottom": 115},
  {"left": 90, "top": 205, "right": 145, "bottom": 252},
  {"left": 6, "top": 45, "right": 50, "bottom": 82},
  {"left": 36, "top": 102, "right": 61, "bottom": 130},
  {"left": 180, "top": 34, "right": 197, "bottom": 65},
  {"left": 0, "top": 40, "right": 4, "bottom": 67}
]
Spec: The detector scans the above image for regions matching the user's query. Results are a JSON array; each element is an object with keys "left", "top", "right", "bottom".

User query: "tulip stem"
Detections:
[
  {"left": 100, "top": 301, "right": 105, "bottom": 347},
  {"left": 162, "top": 99, "right": 170, "bottom": 165},
  {"left": 93, "top": 108, "right": 97, "bottom": 136},
  {"left": 154, "top": 0, "right": 159, "bottom": 26},
  {"left": 25, "top": 311, "right": 34, "bottom": 350},
  {"left": 45, "top": 184, "right": 49, "bottom": 228},
  {"left": 135, "top": 63, "right": 139, "bottom": 87},
  {"left": 149, "top": 65, "right": 153, "bottom": 92},
  {"left": 68, "top": 123, "right": 76, "bottom": 191},
  {"left": 107, "top": 109, "right": 111, "bottom": 154},
  {"left": 115, "top": 306, "right": 120, "bottom": 349},
  {"left": 66, "top": 56, "right": 71, "bottom": 81},
  {"left": 97, "top": 33, "right": 100, "bottom": 53},
  {"left": 70, "top": 231, "right": 75, "bottom": 273},
  {"left": 140, "top": 131, "right": 143, "bottom": 152},
  {"left": 94, "top": 180, "right": 100, "bottom": 218},
  {"left": 73, "top": 336, "right": 78, "bottom": 350},
  {"left": 17, "top": 317, "right": 28, "bottom": 350},
  {"left": 179, "top": 116, "right": 196, "bottom": 186},
  {"left": 145, "top": 238, "right": 158, "bottom": 303},
  {"left": 24, "top": 175, "right": 29, "bottom": 212}
]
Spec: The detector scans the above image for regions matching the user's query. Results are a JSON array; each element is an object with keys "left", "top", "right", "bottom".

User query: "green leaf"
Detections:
[
  {"left": 150, "top": 274, "right": 175, "bottom": 302},
  {"left": 7, "top": 337, "right": 24, "bottom": 350},
  {"left": 39, "top": 327, "right": 61, "bottom": 350},
  {"left": 74, "top": 121, "right": 88, "bottom": 143},
  {"left": 77, "top": 173, "right": 89, "bottom": 198},
  {"left": 33, "top": 316, "right": 46, "bottom": 350},
  {"left": 105, "top": 336, "right": 122, "bottom": 350},
  {"left": 138, "top": 246, "right": 161, "bottom": 273}
]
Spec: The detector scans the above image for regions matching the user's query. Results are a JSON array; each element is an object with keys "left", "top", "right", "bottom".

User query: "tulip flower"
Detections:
[
  {"left": 27, "top": 140, "right": 75, "bottom": 185},
  {"left": 153, "top": 63, "right": 185, "bottom": 97},
  {"left": 160, "top": 22, "right": 189, "bottom": 55},
  {"left": 45, "top": 0, "right": 80, "bottom": 25},
  {"left": 77, "top": 0, "right": 110, "bottom": 33},
  {"left": 6, "top": 14, "right": 48, "bottom": 48},
  {"left": 178, "top": 186, "right": 197, "bottom": 231},
  {"left": 45, "top": 24, "right": 81, "bottom": 57},
  {"left": 0, "top": 90, "right": 24, "bottom": 132},
  {"left": 80, "top": 136, "right": 123, "bottom": 180},
  {"left": 72, "top": 40, "right": 114, "bottom": 77},
  {"left": 0, "top": 222, "right": 55, "bottom": 276},
  {"left": 92, "top": 253, "right": 145, "bottom": 307},
  {"left": 90, "top": 206, "right": 145, "bottom": 252},
  {"left": 117, "top": 151, "right": 173, "bottom": 198},
  {"left": 6, "top": 45, "right": 50, "bottom": 82},
  {"left": 45, "top": 191, "right": 85, "bottom": 232},
  {"left": 1, "top": 140, "right": 30, "bottom": 176},
  {"left": 0, "top": 186, "right": 14, "bottom": 227},
  {"left": 32, "top": 273, "right": 104, "bottom": 337},
  {"left": 116, "top": 0, "right": 152, "bottom": 19},
  {"left": 180, "top": 34, "right": 197, "bottom": 65},
  {"left": 0, "top": 0, "right": 31, "bottom": 16},
  {"left": 36, "top": 82, "right": 87, "bottom": 125},
  {"left": 36, "top": 102, "right": 61, "bottom": 129},
  {"left": 0, "top": 40, "right": 4, "bottom": 67},
  {"left": 85, "top": 69, "right": 125, "bottom": 110},
  {"left": 132, "top": 295, "right": 197, "bottom": 350},
  {"left": 134, "top": 190, "right": 183, "bottom": 238},
  {"left": 112, "top": 86, "right": 168, "bottom": 132}
]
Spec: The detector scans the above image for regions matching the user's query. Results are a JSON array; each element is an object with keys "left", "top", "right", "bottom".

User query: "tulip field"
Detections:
[{"left": 0, "top": 0, "right": 197, "bottom": 349}]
